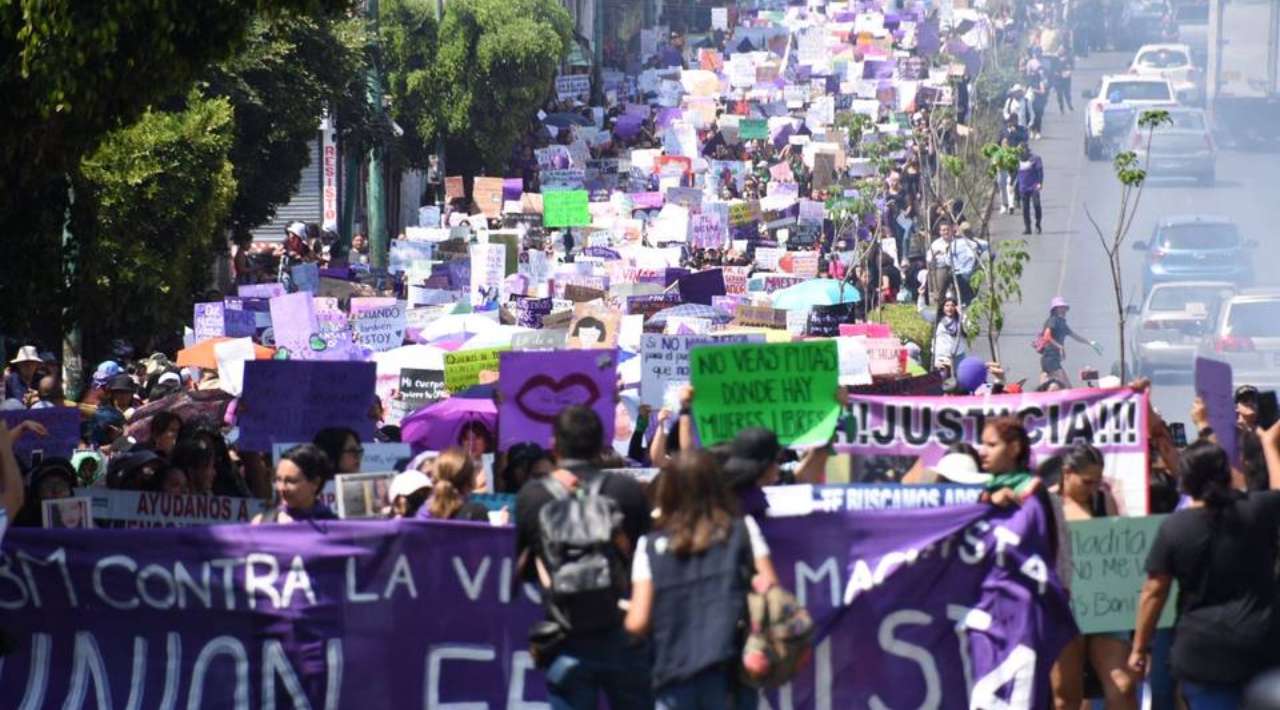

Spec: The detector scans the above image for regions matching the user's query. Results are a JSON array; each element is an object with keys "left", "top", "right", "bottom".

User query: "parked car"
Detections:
[
  {"left": 1083, "top": 75, "right": 1178, "bottom": 160},
  {"left": 1128, "top": 281, "right": 1236, "bottom": 376},
  {"left": 1125, "top": 106, "right": 1215, "bottom": 184},
  {"left": 1133, "top": 215, "right": 1256, "bottom": 292},
  {"left": 1197, "top": 289, "right": 1280, "bottom": 386},
  {"left": 1128, "top": 43, "right": 1203, "bottom": 104}
]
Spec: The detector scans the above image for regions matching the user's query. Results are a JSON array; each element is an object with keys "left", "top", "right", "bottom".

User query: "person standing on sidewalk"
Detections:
[
  {"left": 999, "top": 114, "right": 1029, "bottom": 214},
  {"left": 1051, "top": 45, "right": 1075, "bottom": 113},
  {"left": 1017, "top": 146, "right": 1044, "bottom": 234}
]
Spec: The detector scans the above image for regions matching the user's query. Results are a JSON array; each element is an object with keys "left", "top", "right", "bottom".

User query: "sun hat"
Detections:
[
  {"left": 388, "top": 470, "right": 432, "bottom": 503},
  {"left": 9, "top": 345, "right": 40, "bottom": 365},
  {"left": 927, "top": 452, "right": 991, "bottom": 485},
  {"left": 1049, "top": 296, "right": 1069, "bottom": 312},
  {"left": 286, "top": 221, "right": 307, "bottom": 238}
]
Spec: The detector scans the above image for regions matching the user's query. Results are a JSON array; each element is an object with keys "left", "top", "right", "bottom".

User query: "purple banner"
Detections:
[
  {"left": 497, "top": 349, "right": 617, "bottom": 449},
  {"left": 0, "top": 499, "right": 1075, "bottom": 708},
  {"left": 677, "top": 268, "right": 727, "bottom": 306},
  {"left": 0, "top": 407, "right": 81, "bottom": 466},
  {"left": 238, "top": 361, "right": 377, "bottom": 452}
]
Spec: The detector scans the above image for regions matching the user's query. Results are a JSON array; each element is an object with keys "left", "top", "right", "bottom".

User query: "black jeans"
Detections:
[
  {"left": 1020, "top": 191, "right": 1042, "bottom": 232},
  {"left": 1054, "top": 74, "right": 1073, "bottom": 112}
]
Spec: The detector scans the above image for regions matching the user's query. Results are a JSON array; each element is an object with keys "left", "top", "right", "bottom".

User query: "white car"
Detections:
[
  {"left": 1128, "top": 43, "right": 1203, "bottom": 104},
  {"left": 1197, "top": 289, "right": 1280, "bottom": 387},
  {"left": 1128, "top": 280, "right": 1235, "bottom": 376},
  {"left": 1083, "top": 75, "right": 1179, "bottom": 160}
]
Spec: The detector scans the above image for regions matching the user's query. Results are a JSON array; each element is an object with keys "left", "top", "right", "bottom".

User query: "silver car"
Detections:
[
  {"left": 1129, "top": 281, "right": 1235, "bottom": 376},
  {"left": 1127, "top": 107, "right": 1216, "bottom": 184},
  {"left": 1197, "top": 289, "right": 1280, "bottom": 386}
]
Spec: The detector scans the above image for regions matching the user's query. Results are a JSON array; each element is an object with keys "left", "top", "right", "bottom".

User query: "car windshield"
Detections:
[
  {"left": 1148, "top": 286, "right": 1229, "bottom": 312},
  {"left": 1159, "top": 111, "right": 1205, "bottom": 130},
  {"left": 1137, "top": 50, "right": 1188, "bottom": 68},
  {"left": 1106, "top": 81, "right": 1172, "bottom": 102},
  {"left": 1227, "top": 300, "right": 1280, "bottom": 338},
  {"left": 1158, "top": 223, "right": 1240, "bottom": 249}
]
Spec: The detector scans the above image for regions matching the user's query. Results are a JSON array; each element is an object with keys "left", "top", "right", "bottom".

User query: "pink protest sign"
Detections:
[
  {"left": 497, "top": 349, "right": 618, "bottom": 449},
  {"left": 839, "top": 323, "right": 893, "bottom": 338}
]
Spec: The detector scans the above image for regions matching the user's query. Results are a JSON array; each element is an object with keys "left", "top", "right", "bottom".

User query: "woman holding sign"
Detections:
[{"left": 1129, "top": 436, "right": 1280, "bottom": 709}]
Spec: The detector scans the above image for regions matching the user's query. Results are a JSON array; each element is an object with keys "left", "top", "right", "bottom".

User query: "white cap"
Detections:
[
  {"left": 286, "top": 221, "right": 307, "bottom": 238},
  {"left": 388, "top": 470, "right": 431, "bottom": 503},
  {"left": 928, "top": 452, "right": 992, "bottom": 485}
]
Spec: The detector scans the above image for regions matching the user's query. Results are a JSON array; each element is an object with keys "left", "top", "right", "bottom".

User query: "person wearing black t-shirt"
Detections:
[{"left": 1130, "top": 438, "right": 1280, "bottom": 708}]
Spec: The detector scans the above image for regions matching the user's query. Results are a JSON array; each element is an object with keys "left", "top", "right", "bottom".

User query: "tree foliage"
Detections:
[
  {"left": 415, "top": 0, "right": 572, "bottom": 172},
  {"left": 380, "top": 0, "right": 440, "bottom": 169},
  {"left": 74, "top": 94, "right": 238, "bottom": 355}
]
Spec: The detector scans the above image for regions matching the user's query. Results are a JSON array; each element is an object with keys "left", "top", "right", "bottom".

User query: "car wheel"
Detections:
[{"left": 1085, "top": 137, "right": 1101, "bottom": 161}]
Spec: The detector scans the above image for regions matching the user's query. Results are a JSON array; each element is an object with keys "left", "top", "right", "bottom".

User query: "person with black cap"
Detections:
[{"left": 723, "top": 427, "right": 834, "bottom": 517}]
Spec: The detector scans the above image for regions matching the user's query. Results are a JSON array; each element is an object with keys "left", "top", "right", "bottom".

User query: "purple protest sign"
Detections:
[
  {"left": 629, "top": 191, "right": 665, "bottom": 210},
  {"left": 238, "top": 360, "right": 376, "bottom": 451},
  {"left": 193, "top": 302, "right": 225, "bottom": 342},
  {"left": 268, "top": 292, "right": 319, "bottom": 360},
  {"left": 514, "top": 297, "right": 554, "bottom": 328},
  {"left": 497, "top": 349, "right": 617, "bottom": 449},
  {"left": 0, "top": 498, "right": 1075, "bottom": 708},
  {"left": 677, "top": 268, "right": 726, "bottom": 305},
  {"left": 223, "top": 300, "right": 258, "bottom": 338},
  {"left": 502, "top": 177, "right": 524, "bottom": 203},
  {"left": 846, "top": 388, "right": 1152, "bottom": 515},
  {"left": 1194, "top": 356, "right": 1236, "bottom": 465},
  {"left": 237, "top": 282, "right": 286, "bottom": 299},
  {"left": 0, "top": 407, "right": 81, "bottom": 466}
]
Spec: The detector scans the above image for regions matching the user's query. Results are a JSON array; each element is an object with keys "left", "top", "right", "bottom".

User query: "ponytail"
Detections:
[{"left": 427, "top": 448, "right": 475, "bottom": 519}]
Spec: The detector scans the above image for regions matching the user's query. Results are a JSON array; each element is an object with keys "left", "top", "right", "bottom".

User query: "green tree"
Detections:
[
  {"left": 0, "top": 0, "right": 349, "bottom": 348},
  {"left": 203, "top": 12, "right": 383, "bottom": 239},
  {"left": 411, "top": 0, "right": 572, "bottom": 173},
  {"left": 1085, "top": 109, "right": 1172, "bottom": 379},
  {"left": 73, "top": 94, "right": 238, "bottom": 356},
  {"left": 380, "top": 0, "right": 440, "bottom": 170}
]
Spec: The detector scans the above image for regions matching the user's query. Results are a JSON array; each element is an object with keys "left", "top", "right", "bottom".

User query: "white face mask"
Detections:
[{"left": 1019, "top": 159, "right": 1033, "bottom": 169}]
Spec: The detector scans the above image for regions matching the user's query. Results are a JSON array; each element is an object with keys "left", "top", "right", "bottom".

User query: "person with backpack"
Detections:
[
  {"left": 1035, "top": 296, "right": 1101, "bottom": 388},
  {"left": 623, "top": 450, "right": 779, "bottom": 709},
  {"left": 515, "top": 405, "right": 653, "bottom": 709}
]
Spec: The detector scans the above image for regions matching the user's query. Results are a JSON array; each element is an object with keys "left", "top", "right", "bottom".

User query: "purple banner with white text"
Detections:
[{"left": 0, "top": 501, "right": 1075, "bottom": 708}]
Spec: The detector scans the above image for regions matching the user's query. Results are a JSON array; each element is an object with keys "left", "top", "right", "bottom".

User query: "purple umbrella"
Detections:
[{"left": 400, "top": 397, "right": 497, "bottom": 454}]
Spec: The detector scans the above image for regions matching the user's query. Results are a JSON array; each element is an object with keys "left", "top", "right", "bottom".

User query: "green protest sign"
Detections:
[
  {"left": 543, "top": 190, "right": 591, "bottom": 227},
  {"left": 690, "top": 340, "right": 839, "bottom": 446},
  {"left": 1068, "top": 515, "right": 1177, "bottom": 633},
  {"left": 739, "top": 118, "right": 768, "bottom": 140},
  {"left": 443, "top": 346, "right": 509, "bottom": 393}
]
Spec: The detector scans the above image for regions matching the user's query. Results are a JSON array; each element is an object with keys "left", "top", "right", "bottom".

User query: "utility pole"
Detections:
[
  {"left": 366, "top": 0, "right": 388, "bottom": 271},
  {"left": 60, "top": 179, "right": 83, "bottom": 399}
]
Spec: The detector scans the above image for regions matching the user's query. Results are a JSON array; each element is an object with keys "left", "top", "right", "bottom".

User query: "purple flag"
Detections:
[
  {"left": 497, "top": 349, "right": 617, "bottom": 450},
  {"left": 0, "top": 498, "right": 1076, "bottom": 707}
]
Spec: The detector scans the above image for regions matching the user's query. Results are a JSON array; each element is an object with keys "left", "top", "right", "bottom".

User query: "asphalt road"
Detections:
[{"left": 982, "top": 46, "right": 1280, "bottom": 427}]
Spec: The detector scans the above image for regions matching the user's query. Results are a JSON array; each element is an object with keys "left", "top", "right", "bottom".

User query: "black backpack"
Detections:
[{"left": 536, "top": 472, "right": 628, "bottom": 633}]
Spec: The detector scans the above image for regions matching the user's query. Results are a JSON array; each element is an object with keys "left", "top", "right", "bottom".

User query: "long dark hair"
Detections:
[
  {"left": 313, "top": 427, "right": 360, "bottom": 470},
  {"left": 1178, "top": 441, "right": 1238, "bottom": 510},
  {"left": 984, "top": 416, "right": 1032, "bottom": 471},
  {"left": 654, "top": 450, "right": 738, "bottom": 556}
]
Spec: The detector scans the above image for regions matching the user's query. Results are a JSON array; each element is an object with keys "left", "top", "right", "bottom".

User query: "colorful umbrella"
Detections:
[
  {"left": 646, "top": 303, "right": 733, "bottom": 327},
  {"left": 770, "top": 279, "right": 862, "bottom": 311},
  {"left": 126, "top": 389, "right": 235, "bottom": 443},
  {"left": 177, "top": 337, "right": 274, "bottom": 370},
  {"left": 400, "top": 397, "right": 497, "bottom": 454}
]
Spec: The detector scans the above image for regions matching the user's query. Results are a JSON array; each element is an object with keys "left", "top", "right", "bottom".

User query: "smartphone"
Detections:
[
  {"left": 1168, "top": 422, "right": 1188, "bottom": 448},
  {"left": 1258, "top": 391, "right": 1279, "bottom": 431},
  {"left": 30, "top": 449, "right": 43, "bottom": 466}
]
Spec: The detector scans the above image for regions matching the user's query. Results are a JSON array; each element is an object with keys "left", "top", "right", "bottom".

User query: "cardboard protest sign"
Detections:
[
  {"left": 836, "top": 337, "right": 874, "bottom": 386},
  {"left": 839, "top": 323, "right": 893, "bottom": 337},
  {"left": 472, "top": 177, "right": 504, "bottom": 219},
  {"left": 567, "top": 303, "right": 620, "bottom": 349},
  {"left": 497, "top": 349, "right": 618, "bottom": 449},
  {"left": 863, "top": 336, "right": 906, "bottom": 376},
  {"left": 291, "top": 263, "right": 320, "bottom": 293},
  {"left": 238, "top": 361, "right": 376, "bottom": 451},
  {"left": 214, "top": 337, "right": 257, "bottom": 397},
  {"left": 0, "top": 407, "right": 81, "bottom": 466},
  {"left": 733, "top": 304, "right": 788, "bottom": 329},
  {"left": 640, "top": 333, "right": 765, "bottom": 408},
  {"left": 689, "top": 212, "right": 726, "bottom": 249},
  {"left": 555, "top": 74, "right": 591, "bottom": 102},
  {"left": 543, "top": 190, "right": 591, "bottom": 227},
  {"left": 268, "top": 292, "right": 320, "bottom": 360},
  {"left": 443, "top": 347, "right": 508, "bottom": 393},
  {"left": 334, "top": 473, "right": 395, "bottom": 519},
  {"left": 690, "top": 340, "right": 841, "bottom": 446},
  {"left": 1068, "top": 515, "right": 1178, "bottom": 633},
  {"left": 739, "top": 118, "right": 768, "bottom": 140},
  {"left": 223, "top": 301, "right": 258, "bottom": 338},
  {"left": 468, "top": 243, "right": 506, "bottom": 312},
  {"left": 350, "top": 298, "right": 406, "bottom": 352},
  {"left": 389, "top": 241, "right": 435, "bottom": 275},
  {"left": 514, "top": 297, "right": 554, "bottom": 328},
  {"left": 444, "top": 176, "right": 464, "bottom": 201},
  {"left": 74, "top": 488, "right": 268, "bottom": 528},
  {"left": 193, "top": 302, "right": 225, "bottom": 342},
  {"left": 807, "top": 302, "right": 856, "bottom": 336}
]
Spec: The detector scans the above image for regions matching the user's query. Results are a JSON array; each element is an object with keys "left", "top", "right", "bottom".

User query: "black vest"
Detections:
[{"left": 648, "top": 519, "right": 751, "bottom": 688}]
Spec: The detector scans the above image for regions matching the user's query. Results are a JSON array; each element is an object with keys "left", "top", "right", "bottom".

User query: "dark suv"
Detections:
[{"left": 1133, "top": 215, "right": 1256, "bottom": 293}]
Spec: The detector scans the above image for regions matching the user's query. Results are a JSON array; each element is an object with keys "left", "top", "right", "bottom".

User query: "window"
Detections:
[
  {"left": 1148, "top": 286, "right": 1229, "bottom": 311},
  {"left": 1105, "top": 81, "right": 1173, "bottom": 102},
  {"left": 1137, "top": 51, "right": 1189, "bottom": 69},
  {"left": 1161, "top": 111, "right": 1205, "bottom": 131},
  {"left": 1227, "top": 300, "right": 1280, "bottom": 338},
  {"left": 1158, "top": 223, "right": 1240, "bottom": 250}
]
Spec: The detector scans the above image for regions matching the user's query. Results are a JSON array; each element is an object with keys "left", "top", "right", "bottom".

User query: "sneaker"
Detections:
[
  {"left": 1022, "top": 229, "right": 1031, "bottom": 235},
  {"left": 1036, "top": 225, "right": 1042, "bottom": 234}
]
